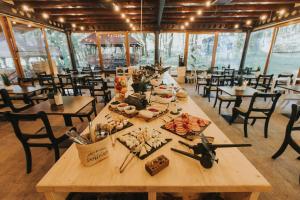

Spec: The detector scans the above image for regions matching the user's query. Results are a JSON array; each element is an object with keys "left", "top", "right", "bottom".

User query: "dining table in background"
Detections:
[{"left": 20, "top": 96, "right": 94, "bottom": 126}]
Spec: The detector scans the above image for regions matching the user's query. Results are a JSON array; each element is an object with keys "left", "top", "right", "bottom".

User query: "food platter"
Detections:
[
  {"left": 161, "top": 113, "right": 211, "bottom": 141},
  {"left": 100, "top": 115, "right": 134, "bottom": 135},
  {"left": 117, "top": 127, "right": 172, "bottom": 160}
]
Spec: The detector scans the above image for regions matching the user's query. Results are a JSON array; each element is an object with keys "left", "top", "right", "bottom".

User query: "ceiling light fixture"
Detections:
[
  {"left": 12, "top": 21, "right": 16, "bottom": 25},
  {"left": 42, "top": 13, "right": 49, "bottom": 19},
  {"left": 246, "top": 20, "right": 252, "bottom": 25},
  {"left": 121, "top": 13, "right": 126, "bottom": 18},
  {"left": 114, "top": 4, "right": 120, "bottom": 12},
  {"left": 234, "top": 24, "right": 239, "bottom": 29},
  {"left": 185, "top": 22, "right": 189, "bottom": 26},
  {"left": 72, "top": 23, "right": 76, "bottom": 28},
  {"left": 180, "top": 25, "right": 185, "bottom": 30},
  {"left": 80, "top": 26, "right": 85, "bottom": 31},
  {"left": 58, "top": 17, "right": 65, "bottom": 23},
  {"left": 197, "top": 10, "right": 203, "bottom": 15},
  {"left": 22, "top": 5, "right": 30, "bottom": 12},
  {"left": 206, "top": 1, "right": 211, "bottom": 7},
  {"left": 260, "top": 15, "right": 267, "bottom": 20},
  {"left": 27, "top": 24, "right": 32, "bottom": 28},
  {"left": 190, "top": 16, "right": 195, "bottom": 21},
  {"left": 278, "top": 9, "right": 286, "bottom": 16},
  {"left": 126, "top": 18, "right": 130, "bottom": 23}
]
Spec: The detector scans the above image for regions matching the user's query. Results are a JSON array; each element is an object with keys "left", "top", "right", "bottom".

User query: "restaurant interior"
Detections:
[{"left": 0, "top": 0, "right": 299, "bottom": 200}]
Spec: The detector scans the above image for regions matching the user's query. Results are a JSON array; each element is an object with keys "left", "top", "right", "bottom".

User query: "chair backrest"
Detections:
[
  {"left": 224, "top": 68, "right": 235, "bottom": 76},
  {"left": 38, "top": 74, "right": 57, "bottom": 92},
  {"left": 94, "top": 66, "right": 101, "bottom": 71},
  {"left": 5, "top": 111, "right": 60, "bottom": 145},
  {"left": 57, "top": 74, "right": 73, "bottom": 86},
  {"left": 209, "top": 75, "right": 224, "bottom": 87},
  {"left": 255, "top": 74, "right": 274, "bottom": 90},
  {"left": 247, "top": 92, "right": 281, "bottom": 116},
  {"left": 18, "top": 77, "right": 35, "bottom": 86},
  {"left": 82, "top": 66, "right": 92, "bottom": 71},
  {"left": 0, "top": 89, "right": 33, "bottom": 112}
]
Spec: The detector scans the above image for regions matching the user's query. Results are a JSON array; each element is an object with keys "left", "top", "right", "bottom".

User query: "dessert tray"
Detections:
[
  {"left": 117, "top": 127, "right": 172, "bottom": 160},
  {"left": 161, "top": 113, "right": 211, "bottom": 141}
]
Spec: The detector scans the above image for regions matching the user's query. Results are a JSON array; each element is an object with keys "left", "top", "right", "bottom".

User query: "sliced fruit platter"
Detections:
[
  {"left": 117, "top": 127, "right": 172, "bottom": 160},
  {"left": 161, "top": 113, "right": 211, "bottom": 141}
]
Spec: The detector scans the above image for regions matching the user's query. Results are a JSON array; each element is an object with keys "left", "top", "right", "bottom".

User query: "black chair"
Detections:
[
  {"left": 253, "top": 74, "right": 274, "bottom": 93},
  {"left": 6, "top": 111, "right": 75, "bottom": 173},
  {"left": 195, "top": 70, "right": 208, "bottom": 95},
  {"left": 272, "top": 104, "right": 300, "bottom": 159},
  {"left": 204, "top": 75, "right": 224, "bottom": 102},
  {"left": 213, "top": 88, "right": 236, "bottom": 115},
  {"left": 38, "top": 74, "right": 58, "bottom": 93},
  {"left": 0, "top": 89, "right": 33, "bottom": 113},
  {"left": 57, "top": 74, "right": 75, "bottom": 96},
  {"left": 87, "top": 78, "right": 112, "bottom": 104},
  {"left": 18, "top": 77, "right": 35, "bottom": 86},
  {"left": 274, "top": 73, "right": 294, "bottom": 88},
  {"left": 231, "top": 92, "right": 281, "bottom": 138}
]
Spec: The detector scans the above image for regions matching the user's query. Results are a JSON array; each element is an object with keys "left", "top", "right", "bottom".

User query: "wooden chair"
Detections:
[
  {"left": 5, "top": 111, "right": 75, "bottom": 173},
  {"left": 272, "top": 104, "right": 300, "bottom": 160},
  {"left": 231, "top": 92, "right": 281, "bottom": 138},
  {"left": 0, "top": 89, "right": 33, "bottom": 113},
  {"left": 253, "top": 74, "right": 274, "bottom": 93},
  {"left": 204, "top": 75, "right": 224, "bottom": 102}
]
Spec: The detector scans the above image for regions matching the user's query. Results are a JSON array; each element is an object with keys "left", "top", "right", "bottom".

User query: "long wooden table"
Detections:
[{"left": 36, "top": 74, "right": 271, "bottom": 200}]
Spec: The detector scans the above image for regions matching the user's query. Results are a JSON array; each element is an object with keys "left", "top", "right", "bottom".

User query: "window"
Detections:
[
  {"left": 187, "top": 33, "right": 215, "bottom": 70},
  {"left": 268, "top": 23, "right": 300, "bottom": 75},
  {"left": 244, "top": 28, "right": 273, "bottom": 71},
  {"left": 100, "top": 33, "right": 126, "bottom": 69},
  {"left": 71, "top": 33, "right": 99, "bottom": 70},
  {"left": 12, "top": 21, "right": 49, "bottom": 78},
  {"left": 215, "top": 32, "right": 246, "bottom": 70},
  {"left": 129, "top": 33, "right": 155, "bottom": 66},
  {"left": 159, "top": 33, "right": 185, "bottom": 67},
  {"left": 0, "top": 22, "right": 16, "bottom": 82},
  {"left": 45, "top": 29, "right": 71, "bottom": 73}
]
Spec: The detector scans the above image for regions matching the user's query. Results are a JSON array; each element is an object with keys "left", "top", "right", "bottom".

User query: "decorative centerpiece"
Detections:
[{"left": 114, "top": 76, "right": 127, "bottom": 100}]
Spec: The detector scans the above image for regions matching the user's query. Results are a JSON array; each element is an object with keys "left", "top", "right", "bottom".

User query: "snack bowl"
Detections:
[
  {"left": 147, "top": 107, "right": 160, "bottom": 116},
  {"left": 117, "top": 103, "right": 129, "bottom": 111},
  {"left": 139, "top": 110, "right": 154, "bottom": 119},
  {"left": 110, "top": 101, "right": 120, "bottom": 109},
  {"left": 124, "top": 105, "right": 137, "bottom": 115}
]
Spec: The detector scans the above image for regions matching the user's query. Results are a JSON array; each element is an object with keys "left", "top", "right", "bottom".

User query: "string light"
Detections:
[
  {"left": 12, "top": 21, "right": 16, "bottom": 25},
  {"left": 180, "top": 25, "right": 185, "bottom": 30},
  {"left": 42, "top": 13, "right": 49, "bottom": 19},
  {"left": 206, "top": 1, "right": 211, "bottom": 7},
  {"left": 72, "top": 23, "right": 76, "bottom": 28},
  {"left": 27, "top": 24, "right": 32, "bottom": 28},
  {"left": 22, "top": 5, "right": 30, "bottom": 12},
  {"left": 58, "top": 17, "right": 65, "bottom": 23},
  {"left": 126, "top": 18, "right": 130, "bottom": 23},
  {"left": 121, "top": 13, "right": 126, "bottom": 18},
  {"left": 190, "top": 16, "right": 195, "bottom": 21},
  {"left": 246, "top": 20, "right": 252, "bottom": 25},
  {"left": 113, "top": 4, "right": 120, "bottom": 12},
  {"left": 234, "top": 24, "right": 239, "bottom": 29},
  {"left": 197, "top": 10, "right": 203, "bottom": 15},
  {"left": 260, "top": 14, "right": 267, "bottom": 20},
  {"left": 185, "top": 22, "right": 189, "bottom": 26},
  {"left": 80, "top": 26, "right": 85, "bottom": 31},
  {"left": 278, "top": 9, "right": 286, "bottom": 16}
]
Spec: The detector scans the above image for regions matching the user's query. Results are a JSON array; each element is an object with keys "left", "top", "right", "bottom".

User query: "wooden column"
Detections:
[
  {"left": 154, "top": 31, "right": 160, "bottom": 65},
  {"left": 42, "top": 28, "right": 55, "bottom": 75},
  {"left": 65, "top": 31, "right": 77, "bottom": 70},
  {"left": 96, "top": 32, "right": 104, "bottom": 69},
  {"left": 184, "top": 32, "right": 189, "bottom": 67},
  {"left": 125, "top": 32, "right": 130, "bottom": 67},
  {"left": 264, "top": 27, "right": 278, "bottom": 74},
  {"left": 211, "top": 32, "right": 219, "bottom": 69},
  {"left": 239, "top": 30, "right": 251, "bottom": 74},
  {"left": 0, "top": 16, "right": 24, "bottom": 78}
]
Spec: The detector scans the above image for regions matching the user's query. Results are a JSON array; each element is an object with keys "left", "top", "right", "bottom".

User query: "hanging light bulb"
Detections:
[
  {"left": 190, "top": 16, "right": 195, "bottom": 21},
  {"left": 206, "top": 1, "right": 211, "bottom": 7},
  {"left": 180, "top": 25, "right": 185, "bottom": 30},
  {"left": 234, "top": 24, "right": 239, "bottom": 29},
  {"left": 185, "top": 22, "right": 189, "bottom": 26},
  {"left": 197, "top": 10, "right": 203, "bottom": 15},
  {"left": 42, "top": 13, "right": 49, "bottom": 19},
  {"left": 72, "top": 23, "right": 76, "bottom": 28}
]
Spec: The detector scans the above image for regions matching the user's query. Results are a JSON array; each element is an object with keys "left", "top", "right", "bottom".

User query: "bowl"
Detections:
[
  {"left": 139, "top": 110, "right": 154, "bottom": 119},
  {"left": 147, "top": 107, "right": 160, "bottom": 116},
  {"left": 117, "top": 103, "right": 128, "bottom": 111},
  {"left": 124, "top": 106, "right": 136, "bottom": 114},
  {"left": 110, "top": 101, "right": 120, "bottom": 109}
]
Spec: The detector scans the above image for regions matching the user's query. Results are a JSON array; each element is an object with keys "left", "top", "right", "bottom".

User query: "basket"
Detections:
[{"left": 76, "top": 137, "right": 109, "bottom": 167}]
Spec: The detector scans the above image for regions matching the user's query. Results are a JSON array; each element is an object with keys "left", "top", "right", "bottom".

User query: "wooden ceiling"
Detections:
[{"left": 8, "top": 0, "right": 300, "bottom": 31}]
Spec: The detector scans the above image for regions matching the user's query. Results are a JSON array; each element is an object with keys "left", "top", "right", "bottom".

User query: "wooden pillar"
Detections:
[
  {"left": 239, "top": 30, "right": 251, "bottom": 74},
  {"left": 65, "top": 31, "right": 77, "bottom": 70},
  {"left": 125, "top": 32, "right": 130, "bottom": 67},
  {"left": 184, "top": 32, "right": 189, "bottom": 67},
  {"left": 96, "top": 32, "right": 104, "bottom": 69},
  {"left": 154, "top": 31, "right": 160, "bottom": 65},
  {"left": 264, "top": 27, "right": 278, "bottom": 74},
  {"left": 42, "top": 28, "right": 55, "bottom": 75},
  {"left": 0, "top": 16, "right": 24, "bottom": 78},
  {"left": 211, "top": 32, "right": 219, "bottom": 69}
]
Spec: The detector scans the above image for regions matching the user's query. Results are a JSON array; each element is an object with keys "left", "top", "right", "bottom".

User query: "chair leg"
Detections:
[
  {"left": 218, "top": 100, "right": 222, "bottom": 115},
  {"left": 226, "top": 102, "right": 231, "bottom": 108},
  {"left": 53, "top": 145, "right": 60, "bottom": 162},
  {"left": 272, "top": 139, "right": 289, "bottom": 159},
  {"left": 79, "top": 117, "right": 84, "bottom": 122},
  {"left": 87, "top": 115, "right": 91, "bottom": 122},
  {"left": 264, "top": 118, "right": 270, "bottom": 138},
  {"left": 213, "top": 97, "right": 218, "bottom": 108},
  {"left": 251, "top": 119, "right": 256, "bottom": 126},
  {"left": 23, "top": 145, "right": 32, "bottom": 174},
  {"left": 244, "top": 118, "right": 249, "bottom": 138},
  {"left": 230, "top": 109, "right": 238, "bottom": 125}
]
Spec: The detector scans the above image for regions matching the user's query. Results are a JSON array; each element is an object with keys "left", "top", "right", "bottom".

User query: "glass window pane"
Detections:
[
  {"left": 268, "top": 23, "right": 300, "bottom": 75},
  {"left": 12, "top": 22, "right": 49, "bottom": 78},
  {"left": 45, "top": 29, "right": 71, "bottom": 73},
  {"left": 129, "top": 33, "right": 154, "bottom": 66},
  {"left": 0, "top": 22, "right": 16, "bottom": 83},
  {"left": 100, "top": 34, "right": 126, "bottom": 69},
  {"left": 215, "top": 32, "right": 246, "bottom": 70},
  {"left": 159, "top": 33, "right": 185, "bottom": 67},
  {"left": 244, "top": 28, "right": 273, "bottom": 71},
  {"left": 187, "top": 33, "right": 215, "bottom": 70},
  {"left": 71, "top": 33, "right": 99, "bottom": 70}
]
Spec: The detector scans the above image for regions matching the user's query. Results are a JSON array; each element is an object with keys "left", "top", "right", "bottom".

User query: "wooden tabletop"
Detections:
[
  {"left": 278, "top": 85, "right": 300, "bottom": 92},
  {"left": 36, "top": 74, "right": 271, "bottom": 199},
  {"left": 1, "top": 85, "right": 47, "bottom": 94},
  {"left": 21, "top": 96, "right": 94, "bottom": 115},
  {"left": 219, "top": 86, "right": 259, "bottom": 97}
]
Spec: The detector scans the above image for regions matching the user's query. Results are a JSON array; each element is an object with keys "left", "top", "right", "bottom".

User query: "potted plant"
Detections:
[{"left": 1, "top": 73, "right": 11, "bottom": 86}]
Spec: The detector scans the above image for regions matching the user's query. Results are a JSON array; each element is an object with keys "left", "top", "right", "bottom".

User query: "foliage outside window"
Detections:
[
  {"left": 215, "top": 32, "right": 246, "bottom": 70},
  {"left": 129, "top": 33, "right": 155, "bottom": 66},
  {"left": 45, "top": 29, "right": 71, "bottom": 73},
  {"left": 100, "top": 34, "right": 126, "bottom": 69},
  {"left": 268, "top": 23, "right": 300, "bottom": 75},
  {"left": 71, "top": 33, "right": 99, "bottom": 70},
  {"left": 0, "top": 22, "right": 16, "bottom": 83},
  {"left": 159, "top": 33, "right": 185, "bottom": 67},
  {"left": 187, "top": 34, "right": 215, "bottom": 70},
  {"left": 244, "top": 28, "right": 273, "bottom": 71},
  {"left": 12, "top": 22, "right": 49, "bottom": 78}
]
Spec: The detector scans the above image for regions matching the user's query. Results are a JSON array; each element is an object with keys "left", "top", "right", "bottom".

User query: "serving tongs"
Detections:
[{"left": 119, "top": 144, "right": 141, "bottom": 173}]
